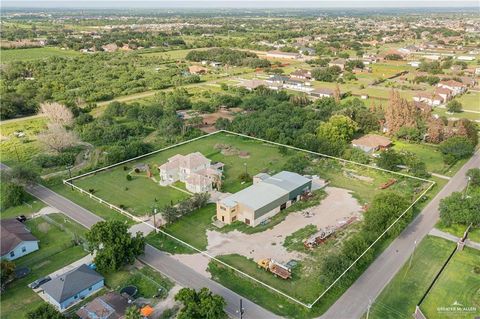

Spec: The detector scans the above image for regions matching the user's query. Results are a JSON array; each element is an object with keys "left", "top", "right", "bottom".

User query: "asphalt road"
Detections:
[
  {"left": 0, "top": 162, "right": 279, "bottom": 319},
  {"left": 320, "top": 149, "right": 480, "bottom": 319}
]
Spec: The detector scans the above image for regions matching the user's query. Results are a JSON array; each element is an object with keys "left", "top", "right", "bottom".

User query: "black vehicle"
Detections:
[
  {"left": 28, "top": 276, "right": 51, "bottom": 289},
  {"left": 16, "top": 215, "right": 27, "bottom": 223}
]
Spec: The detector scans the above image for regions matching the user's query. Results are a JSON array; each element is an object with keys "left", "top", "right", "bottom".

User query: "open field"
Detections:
[
  {"left": 0, "top": 117, "right": 47, "bottom": 167},
  {"left": 1, "top": 47, "right": 81, "bottom": 62},
  {"left": 368, "top": 236, "right": 454, "bottom": 319},
  {"left": 454, "top": 91, "right": 480, "bottom": 112},
  {"left": 420, "top": 247, "right": 480, "bottom": 318},
  {"left": 436, "top": 222, "right": 480, "bottom": 243},
  {"left": 0, "top": 214, "right": 88, "bottom": 319},
  {"left": 104, "top": 264, "right": 174, "bottom": 300},
  {"left": 433, "top": 107, "right": 480, "bottom": 122}
]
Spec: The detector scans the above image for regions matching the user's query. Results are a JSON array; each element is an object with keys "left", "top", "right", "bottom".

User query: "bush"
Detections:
[
  {"left": 439, "top": 136, "right": 474, "bottom": 165},
  {"left": 126, "top": 174, "right": 133, "bottom": 181},
  {"left": 446, "top": 100, "right": 462, "bottom": 113},
  {"left": 1, "top": 183, "right": 27, "bottom": 210}
]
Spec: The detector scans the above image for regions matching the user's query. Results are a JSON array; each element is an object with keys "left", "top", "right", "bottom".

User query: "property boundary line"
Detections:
[{"left": 63, "top": 130, "right": 436, "bottom": 309}]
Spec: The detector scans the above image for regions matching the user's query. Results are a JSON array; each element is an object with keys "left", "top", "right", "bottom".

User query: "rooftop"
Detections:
[{"left": 1, "top": 219, "right": 38, "bottom": 256}]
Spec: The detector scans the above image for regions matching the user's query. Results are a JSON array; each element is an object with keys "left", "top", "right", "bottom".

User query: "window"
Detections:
[
  {"left": 221, "top": 216, "right": 225, "bottom": 222},
  {"left": 74, "top": 295, "right": 78, "bottom": 299},
  {"left": 88, "top": 287, "right": 92, "bottom": 291},
  {"left": 22, "top": 246, "right": 27, "bottom": 253},
  {"left": 9, "top": 251, "right": 15, "bottom": 257}
]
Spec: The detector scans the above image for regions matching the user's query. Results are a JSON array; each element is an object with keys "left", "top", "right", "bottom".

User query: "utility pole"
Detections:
[
  {"left": 239, "top": 298, "right": 245, "bottom": 319},
  {"left": 152, "top": 207, "right": 157, "bottom": 233},
  {"left": 463, "top": 176, "right": 471, "bottom": 199}
]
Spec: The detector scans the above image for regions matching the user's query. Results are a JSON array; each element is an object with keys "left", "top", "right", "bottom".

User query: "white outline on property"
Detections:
[{"left": 63, "top": 130, "right": 435, "bottom": 309}]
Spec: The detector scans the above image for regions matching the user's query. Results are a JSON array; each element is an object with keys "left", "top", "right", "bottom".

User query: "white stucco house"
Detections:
[{"left": 158, "top": 152, "right": 223, "bottom": 193}]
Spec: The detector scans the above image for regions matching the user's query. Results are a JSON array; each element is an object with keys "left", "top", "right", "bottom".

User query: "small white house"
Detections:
[{"left": 1, "top": 219, "right": 39, "bottom": 261}]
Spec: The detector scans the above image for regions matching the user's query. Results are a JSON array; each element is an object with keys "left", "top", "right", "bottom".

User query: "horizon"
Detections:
[{"left": 2, "top": 0, "right": 479, "bottom": 8}]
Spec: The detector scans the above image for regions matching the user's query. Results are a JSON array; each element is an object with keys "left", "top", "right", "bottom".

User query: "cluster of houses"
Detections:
[
  {"left": 413, "top": 79, "right": 468, "bottom": 107},
  {"left": 239, "top": 69, "right": 337, "bottom": 98}
]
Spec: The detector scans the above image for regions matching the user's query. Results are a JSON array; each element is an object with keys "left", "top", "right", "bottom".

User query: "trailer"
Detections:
[
  {"left": 303, "top": 227, "right": 335, "bottom": 249},
  {"left": 257, "top": 258, "right": 292, "bottom": 280}
]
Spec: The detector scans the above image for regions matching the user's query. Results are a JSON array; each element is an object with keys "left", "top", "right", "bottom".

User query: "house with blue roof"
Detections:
[{"left": 40, "top": 264, "right": 104, "bottom": 311}]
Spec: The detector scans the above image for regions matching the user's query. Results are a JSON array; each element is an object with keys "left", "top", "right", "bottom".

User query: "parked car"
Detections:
[
  {"left": 16, "top": 215, "right": 27, "bottom": 223},
  {"left": 29, "top": 276, "right": 51, "bottom": 289}
]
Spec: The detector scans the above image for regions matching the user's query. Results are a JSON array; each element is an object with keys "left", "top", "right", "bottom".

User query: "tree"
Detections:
[
  {"left": 162, "top": 204, "right": 179, "bottom": 224},
  {"left": 439, "top": 136, "right": 475, "bottom": 165},
  {"left": 364, "top": 192, "right": 410, "bottom": 237},
  {"left": 26, "top": 303, "right": 64, "bottom": 319},
  {"left": 282, "top": 153, "right": 310, "bottom": 174},
  {"left": 1, "top": 182, "right": 27, "bottom": 210},
  {"left": 175, "top": 287, "right": 227, "bottom": 319},
  {"left": 467, "top": 168, "right": 480, "bottom": 187},
  {"left": 384, "top": 90, "right": 420, "bottom": 136},
  {"left": 333, "top": 84, "right": 341, "bottom": 104},
  {"left": 446, "top": 100, "right": 462, "bottom": 113},
  {"left": 40, "top": 102, "right": 74, "bottom": 126},
  {"left": 376, "top": 149, "right": 403, "bottom": 171},
  {"left": 125, "top": 306, "right": 141, "bottom": 319},
  {"left": 1, "top": 260, "right": 15, "bottom": 292},
  {"left": 317, "top": 115, "right": 358, "bottom": 143},
  {"left": 86, "top": 220, "right": 145, "bottom": 273},
  {"left": 9, "top": 165, "right": 39, "bottom": 185},
  {"left": 38, "top": 123, "right": 80, "bottom": 153},
  {"left": 439, "top": 192, "right": 480, "bottom": 226}
]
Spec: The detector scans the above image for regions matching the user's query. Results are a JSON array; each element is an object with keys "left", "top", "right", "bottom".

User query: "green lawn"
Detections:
[
  {"left": 392, "top": 140, "right": 467, "bottom": 177},
  {"left": 436, "top": 221, "right": 480, "bottom": 243},
  {"left": 71, "top": 132, "right": 292, "bottom": 215},
  {"left": 369, "top": 236, "right": 455, "bottom": 319},
  {"left": 0, "top": 117, "right": 47, "bottom": 167},
  {"left": 433, "top": 107, "right": 480, "bottom": 122},
  {"left": 0, "top": 194, "right": 45, "bottom": 220},
  {"left": 283, "top": 225, "right": 318, "bottom": 252},
  {"left": 1, "top": 47, "right": 81, "bottom": 62},
  {"left": 420, "top": 247, "right": 480, "bottom": 318},
  {"left": 49, "top": 182, "right": 133, "bottom": 224},
  {"left": 146, "top": 204, "right": 216, "bottom": 254},
  {"left": 104, "top": 265, "right": 174, "bottom": 300},
  {"left": 455, "top": 91, "right": 480, "bottom": 112},
  {"left": 0, "top": 215, "right": 88, "bottom": 319}
]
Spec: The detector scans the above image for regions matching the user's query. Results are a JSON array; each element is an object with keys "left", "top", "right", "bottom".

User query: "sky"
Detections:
[{"left": 3, "top": 0, "right": 479, "bottom": 8}]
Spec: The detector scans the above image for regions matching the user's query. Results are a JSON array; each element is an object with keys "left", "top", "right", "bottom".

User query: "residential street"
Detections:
[
  {"left": 320, "top": 149, "right": 480, "bottom": 319},
  {"left": 0, "top": 162, "right": 280, "bottom": 319}
]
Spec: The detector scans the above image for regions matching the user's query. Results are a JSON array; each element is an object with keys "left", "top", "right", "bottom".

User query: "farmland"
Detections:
[{"left": 1, "top": 47, "right": 81, "bottom": 62}]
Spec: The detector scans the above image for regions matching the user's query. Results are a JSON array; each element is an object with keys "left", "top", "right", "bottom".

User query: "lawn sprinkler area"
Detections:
[{"left": 64, "top": 130, "right": 434, "bottom": 311}]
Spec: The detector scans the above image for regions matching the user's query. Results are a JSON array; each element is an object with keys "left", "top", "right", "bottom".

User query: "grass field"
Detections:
[
  {"left": 147, "top": 204, "right": 216, "bottom": 254},
  {"left": 0, "top": 117, "right": 47, "bottom": 167},
  {"left": 0, "top": 214, "right": 88, "bottom": 319},
  {"left": 369, "top": 236, "right": 455, "bottom": 319},
  {"left": 455, "top": 91, "right": 480, "bottom": 112},
  {"left": 436, "top": 222, "right": 480, "bottom": 243},
  {"left": 433, "top": 107, "right": 480, "bottom": 122},
  {"left": 391, "top": 140, "right": 467, "bottom": 177},
  {"left": 1, "top": 47, "right": 81, "bottom": 62},
  {"left": 71, "top": 132, "right": 292, "bottom": 216},
  {"left": 104, "top": 265, "right": 174, "bottom": 300},
  {"left": 420, "top": 247, "right": 480, "bottom": 318},
  {"left": 0, "top": 190, "right": 45, "bottom": 220}
]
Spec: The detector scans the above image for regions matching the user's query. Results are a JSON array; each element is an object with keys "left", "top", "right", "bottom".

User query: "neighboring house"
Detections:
[
  {"left": 456, "top": 55, "right": 475, "bottom": 61},
  {"left": 435, "top": 87, "right": 453, "bottom": 102},
  {"left": 266, "top": 50, "right": 301, "bottom": 60},
  {"left": 299, "top": 47, "right": 316, "bottom": 55},
  {"left": 351, "top": 134, "right": 392, "bottom": 153},
  {"left": 413, "top": 92, "right": 444, "bottom": 106},
  {"left": 76, "top": 292, "right": 130, "bottom": 319},
  {"left": 437, "top": 80, "right": 467, "bottom": 96},
  {"left": 310, "top": 87, "right": 334, "bottom": 98},
  {"left": 283, "top": 78, "right": 313, "bottom": 92},
  {"left": 188, "top": 65, "right": 208, "bottom": 74},
  {"left": 1, "top": 219, "right": 39, "bottom": 261},
  {"left": 408, "top": 61, "right": 421, "bottom": 68},
  {"left": 328, "top": 58, "right": 346, "bottom": 70},
  {"left": 216, "top": 171, "right": 312, "bottom": 227},
  {"left": 265, "top": 74, "right": 289, "bottom": 84},
  {"left": 459, "top": 77, "right": 476, "bottom": 87},
  {"left": 41, "top": 264, "right": 104, "bottom": 311},
  {"left": 239, "top": 79, "right": 266, "bottom": 91},
  {"left": 158, "top": 152, "right": 223, "bottom": 193},
  {"left": 290, "top": 69, "right": 312, "bottom": 80}
]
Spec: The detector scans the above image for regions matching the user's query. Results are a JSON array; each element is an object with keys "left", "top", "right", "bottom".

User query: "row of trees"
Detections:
[{"left": 161, "top": 193, "right": 210, "bottom": 225}]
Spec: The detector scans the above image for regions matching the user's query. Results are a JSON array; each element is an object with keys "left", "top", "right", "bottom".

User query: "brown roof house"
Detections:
[
  {"left": 437, "top": 80, "right": 467, "bottom": 96},
  {"left": 1, "top": 219, "right": 39, "bottom": 261},
  {"left": 158, "top": 152, "right": 223, "bottom": 193},
  {"left": 328, "top": 58, "right": 347, "bottom": 70},
  {"left": 188, "top": 65, "right": 209, "bottom": 75},
  {"left": 290, "top": 69, "right": 312, "bottom": 80},
  {"left": 351, "top": 134, "right": 392, "bottom": 153},
  {"left": 76, "top": 292, "right": 130, "bottom": 319}
]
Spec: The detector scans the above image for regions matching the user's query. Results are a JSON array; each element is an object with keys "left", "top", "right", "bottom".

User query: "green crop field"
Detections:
[
  {"left": 421, "top": 247, "right": 480, "bottom": 318},
  {"left": 369, "top": 236, "right": 455, "bottom": 319},
  {"left": 1, "top": 47, "right": 81, "bottom": 62}
]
